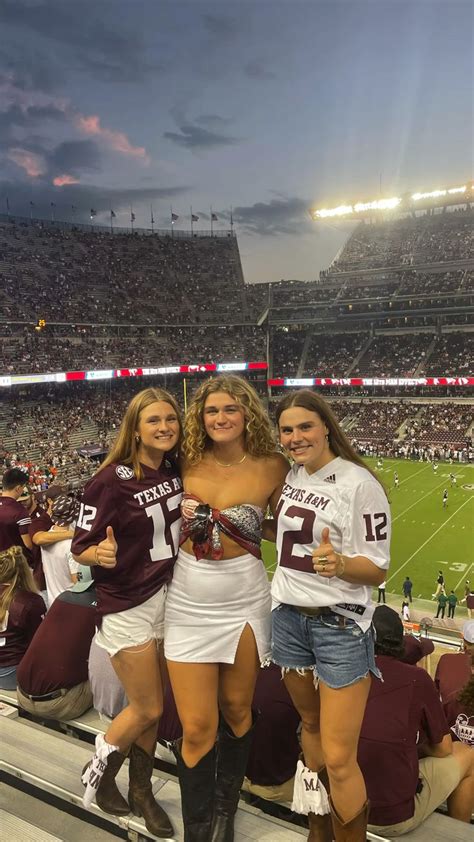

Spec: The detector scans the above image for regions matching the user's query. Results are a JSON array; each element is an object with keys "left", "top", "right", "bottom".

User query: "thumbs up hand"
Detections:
[
  {"left": 95, "top": 525, "right": 118, "bottom": 569},
  {"left": 312, "top": 527, "right": 343, "bottom": 578}
]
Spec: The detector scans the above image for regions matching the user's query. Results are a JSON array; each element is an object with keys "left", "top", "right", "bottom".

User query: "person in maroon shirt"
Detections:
[
  {"left": 435, "top": 620, "right": 474, "bottom": 748},
  {"left": 0, "top": 468, "right": 33, "bottom": 555},
  {"left": 72, "top": 387, "right": 183, "bottom": 838},
  {"left": 357, "top": 606, "right": 474, "bottom": 836},
  {"left": 0, "top": 545, "right": 46, "bottom": 689},
  {"left": 16, "top": 567, "right": 96, "bottom": 720},
  {"left": 18, "top": 489, "right": 74, "bottom": 595}
]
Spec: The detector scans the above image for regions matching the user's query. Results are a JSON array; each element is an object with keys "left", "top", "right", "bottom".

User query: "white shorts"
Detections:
[
  {"left": 95, "top": 586, "right": 167, "bottom": 657},
  {"left": 164, "top": 548, "right": 271, "bottom": 664}
]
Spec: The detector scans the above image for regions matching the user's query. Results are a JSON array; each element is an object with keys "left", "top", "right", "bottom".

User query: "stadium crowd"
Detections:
[{"left": 328, "top": 208, "right": 473, "bottom": 272}]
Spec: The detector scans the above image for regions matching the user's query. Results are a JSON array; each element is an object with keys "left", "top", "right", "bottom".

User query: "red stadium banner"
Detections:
[
  {"left": 268, "top": 377, "right": 474, "bottom": 387},
  {"left": 0, "top": 361, "right": 268, "bottom": 388}
]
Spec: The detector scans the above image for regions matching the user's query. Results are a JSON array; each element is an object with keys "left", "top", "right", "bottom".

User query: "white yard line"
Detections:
[
  {"left": 454, "top": 561, "right": 474, "bottom": 591},
  {"left": 387, "top": 496, "right": 473, "bottom": 584}
]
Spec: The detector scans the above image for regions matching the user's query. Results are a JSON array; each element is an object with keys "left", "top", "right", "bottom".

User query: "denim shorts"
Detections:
[{"left": 271, "top": 604, "right": 381, "bottom": 689}]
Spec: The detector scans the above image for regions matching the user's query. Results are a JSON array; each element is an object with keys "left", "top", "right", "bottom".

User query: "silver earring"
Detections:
[{"left": 135, "top": 435, "right": 140, "bottom": 444}]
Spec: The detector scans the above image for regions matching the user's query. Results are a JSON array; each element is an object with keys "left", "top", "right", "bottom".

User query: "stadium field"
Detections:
[{"left": 262, "top": 458, "right": 474, "bottom": 601}]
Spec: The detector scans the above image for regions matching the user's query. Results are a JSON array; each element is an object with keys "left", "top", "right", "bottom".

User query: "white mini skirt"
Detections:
[{"left": 164, "top": 548, "right": 271, "bottom": 665}]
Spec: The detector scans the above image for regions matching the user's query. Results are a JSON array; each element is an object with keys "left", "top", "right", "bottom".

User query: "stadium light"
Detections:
[{"left": 312, "top": 181, "right": 469, "bottom": 219}]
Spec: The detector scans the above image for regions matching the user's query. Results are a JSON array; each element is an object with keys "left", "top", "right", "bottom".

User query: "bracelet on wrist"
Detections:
[
  {"left": 336, "top": 554, "right": 345, "bottom": 578},
  {"left": 94, "top": 546, "right": 101, "bottom": 566}
]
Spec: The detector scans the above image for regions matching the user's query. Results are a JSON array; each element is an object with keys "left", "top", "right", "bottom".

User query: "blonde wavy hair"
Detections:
[
  {"left": 184, "top": 375, "right": 276, "bottom": 466},
  {"left": 0, "top": 545, "right": 38, "bottom": 626},
  {"left": 99, "top": 387, "right": 183, "bottom": 481}
]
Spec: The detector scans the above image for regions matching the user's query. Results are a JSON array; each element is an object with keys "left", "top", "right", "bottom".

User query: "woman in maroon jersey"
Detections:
[
  {"left": 72, "top": 387, "right": 183, "bottom": 838},
  {"left": 0, "top": 545, "right": 45, "bottom": 689}
]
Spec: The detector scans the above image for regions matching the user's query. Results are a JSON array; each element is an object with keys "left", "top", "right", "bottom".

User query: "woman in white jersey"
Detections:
[{"left": 272, "top": 390, "right": 390, "bottom": 842}]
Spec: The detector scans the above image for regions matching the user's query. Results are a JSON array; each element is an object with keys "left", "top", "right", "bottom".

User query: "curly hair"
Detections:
[
  {"left": 99, "top": 387, "right": 183, "bottom": 480},
  {"left": 183, "top": 375, "right": 276, "bottom": 466},
  {"left": 0, "top": 545, "right": 38, "bottom": 625}
]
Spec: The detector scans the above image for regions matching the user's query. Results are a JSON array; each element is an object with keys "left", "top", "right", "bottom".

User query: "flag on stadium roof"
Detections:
[
  {"left": 211, "top": 212, "right": 218, "bottom": 221},
  {"left": 131, "top": 211, "right": 136, "bottom": 222},
  {"left": 90, "top": 209, "right": 97, "bottom": 217},
  {"left": 111, "top": 210, "right": 116, "bottom": 218},
  {"left": 30, "top": 201, "right": 35, "bottom": 207},
  {"left": 191, "top": 214, "right": 199, "bottom": 222},
  {"left": 171, "top": 212, "right": 179, "bottom": 222}
]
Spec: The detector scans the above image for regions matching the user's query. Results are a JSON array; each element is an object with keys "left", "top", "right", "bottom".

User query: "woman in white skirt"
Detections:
[{"left": 165, "top": 375, "right": 288, "bottom": 842}]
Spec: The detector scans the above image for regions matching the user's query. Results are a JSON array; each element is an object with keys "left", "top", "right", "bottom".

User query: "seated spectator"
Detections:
[
  {"left": 16, "top": 565, "right": 95, "bottom": 720},
  {"left": 0, "top": 545, "right": 45, "bottom": 689},
  {"left": 88, "top": 636, "right": 127, "bottom": 721},
  {"left": 435, "top": 620, "right": 474, "bottom": 747},
  {"left": 401, "top": 634, "right": 434, "bottom": 666},
  {"left": 41, "top": 494, "right": 79, "bottom": 606},
  {"left": 358, "top": 605, "right": 474, "bottom": 836},
  {"left": 242, "top": 662, "right": 301, "bottom": 805}
]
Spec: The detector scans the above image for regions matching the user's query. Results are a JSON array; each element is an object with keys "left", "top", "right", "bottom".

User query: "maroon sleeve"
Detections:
[
  {"left": 29, "top": 509, "right": 53, "bottom": 538},
  {"left": 417, "top": 668, "right": 450, "bottom": 746},
  {"left": 13, "top": 500, "right": 31, "bottom": 536},
  {"left": 71, "top": 473, "right": 119, "bottom": 556},
  {"left": 21, "top": 594, "right": 46, "bottom": 645}
]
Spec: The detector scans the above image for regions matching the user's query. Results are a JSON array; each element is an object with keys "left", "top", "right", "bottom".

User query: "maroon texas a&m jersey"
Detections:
[
  {"left": 72, "top": 461, "right": 182, "bottom": 619},
  {"left": 0, "top": 497, "right": 31, "bottom": 552}
]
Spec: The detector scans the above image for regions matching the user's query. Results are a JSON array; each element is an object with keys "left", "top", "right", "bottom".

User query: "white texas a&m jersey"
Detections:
[{"left": 272, "top": 457, "right": 391, "bottom": 627}]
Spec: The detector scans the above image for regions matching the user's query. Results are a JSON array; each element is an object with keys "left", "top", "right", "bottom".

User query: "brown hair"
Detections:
[
  {"left": 183, "top": 375, "right": 276, "bottom": 466},
  {"left": 0, "top": 545, "right": 38, "bottom": 625},
  {"left": 275, "top": 390, "right": 385, "bottom": 491},
  {"left": 99, "top": 387, "right": 183, "bottom": 481}
]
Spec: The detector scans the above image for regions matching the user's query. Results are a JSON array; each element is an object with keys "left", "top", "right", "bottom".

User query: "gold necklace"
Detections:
[{"left": 212, "top": 452, "right": 247, "bottom": 468}]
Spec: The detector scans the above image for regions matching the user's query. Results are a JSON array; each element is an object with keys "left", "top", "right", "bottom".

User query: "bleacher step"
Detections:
[{"left": 0, "top": 809, "right": 63, "bottom": 841}]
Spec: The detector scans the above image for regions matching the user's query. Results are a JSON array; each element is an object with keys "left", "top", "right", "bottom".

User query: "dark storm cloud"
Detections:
[
  {"left": 0, "top": 103, "right": 67, "bottom": 144},
  {"left": 243, "top": 60, "right": 276, "bottom": 80},
  {"left": 164, "top": 121, "right": 240, "bottom": 150},
  {"left": 0, "top": 0, "right": 160, "bottom": 82},
  {"left": 230, "top": 197, "right": 312, "bottom": 236},
  {"left": 49, "top": 141, "right": 101, "bottom": 175}
]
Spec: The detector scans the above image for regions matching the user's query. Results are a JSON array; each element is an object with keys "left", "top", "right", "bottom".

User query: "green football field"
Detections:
[{"left": 262, "top": 458, "right": 474, "bottom": 601}]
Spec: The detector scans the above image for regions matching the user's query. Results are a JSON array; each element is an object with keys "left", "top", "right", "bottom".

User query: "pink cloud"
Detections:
[
  {"left": 76, "top": 114, "right": 150, "bottom": 163},
  {"left": 8, "top": 147, "right": 46, "bottom": 177},
  {"left": 53, "top": 174, "right": 80, "bottom": 186}
]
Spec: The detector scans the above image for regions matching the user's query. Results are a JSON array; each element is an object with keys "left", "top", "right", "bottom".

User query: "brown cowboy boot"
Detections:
[
  {"left": 307, "top": 766, "right": 333, "bottom": 842},
  {"left": 330, "top": 796, "right": 369, "bottom": 842},
  {"left": 81, "top": 750, "right": 130, "bottom": 816},
  {"left": 128, "top": 743, "right": 174, "bottom": 838}
]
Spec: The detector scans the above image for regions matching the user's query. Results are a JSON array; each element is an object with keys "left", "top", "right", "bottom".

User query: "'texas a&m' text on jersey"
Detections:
[
  {"left": 272, "top": 457, "right": 390, "bottom": 628},
  {"left": 72, "top": 461, "right": 182, "bottom": 620}
]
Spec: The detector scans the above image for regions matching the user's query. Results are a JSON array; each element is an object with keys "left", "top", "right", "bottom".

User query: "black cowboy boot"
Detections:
[
  {"left": 173, "top": 738, "right": 216, "bottom": 842},
  {"left": 128, "top": 743, "right": 174, "bottom": 838},
  {"left": 210, "top": 713, "right": 257, "bottom": 842}
]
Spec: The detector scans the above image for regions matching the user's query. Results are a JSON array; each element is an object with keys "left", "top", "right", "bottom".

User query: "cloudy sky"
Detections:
[{"left": 0, "top": 0, "right": 471, "bottom": 282}]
